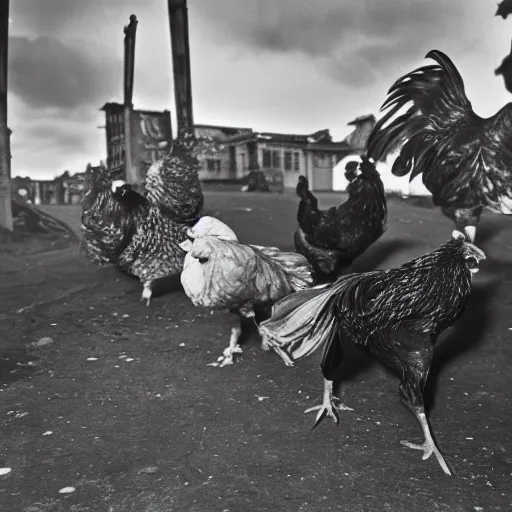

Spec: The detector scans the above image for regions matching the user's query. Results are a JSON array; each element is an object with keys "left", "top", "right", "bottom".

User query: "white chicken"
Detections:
[{"left": 179, "top": 216, "right": 314, "bottom": 366}]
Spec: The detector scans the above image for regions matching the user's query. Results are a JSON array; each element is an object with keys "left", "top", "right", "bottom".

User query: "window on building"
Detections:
[
  {"left": 293, "top": 152, "right": 300, "bottom": 171},
  {"left": 207, "top": 159, "right": 221, "bottom": 172},
  {"left": 284, "top": 151, "right": 292, "bottom": 171},
  {"left": 109, "top": 115, "right": 116, "bottom": 137},
  {"left": 272, "top": 150, "right": 281, "bottom": 169},
  {"left": 262, "top": 149, "right": 272, "bottom": 168}
]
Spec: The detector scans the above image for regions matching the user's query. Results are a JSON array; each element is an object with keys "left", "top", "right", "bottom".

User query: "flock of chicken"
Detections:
[{"left": 81, "top": 50, "right": 512, "bottom": 477}]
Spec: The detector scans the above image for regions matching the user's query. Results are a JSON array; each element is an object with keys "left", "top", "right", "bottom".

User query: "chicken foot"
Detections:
[
  {"left": 305, "top": 378, "right": 353, "bottom": 429},
  {"left": 208, "top": 327, "right": 243, "bottom": 367},
  {"left": 400, "top": 411, "right": 452, "bottom": 476},
  {"left": 141, "top": 282, "right": 152, "bottom": 306}
]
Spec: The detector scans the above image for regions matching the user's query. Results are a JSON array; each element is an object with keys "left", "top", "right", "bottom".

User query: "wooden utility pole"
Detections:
[
  {"left": 167, "top": 0, "right": 194, "bottom": 133},
  {"left": 123, "top": 14, "right": 138, "bottom": 185},
  {"left": 0, "top": 0, "right": 13, "bottom": 231}
]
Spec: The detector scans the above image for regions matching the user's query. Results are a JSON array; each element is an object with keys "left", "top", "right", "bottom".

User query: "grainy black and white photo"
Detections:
[{"left": 1, "top": 1, "right": 511, "bottom": 511}]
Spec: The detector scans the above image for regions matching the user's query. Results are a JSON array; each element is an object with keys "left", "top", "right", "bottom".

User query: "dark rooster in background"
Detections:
[
  {"left": 81, "top": 129, "right": 204, "bottom": 304},
  {"left": 260, "top": 230, "right": 487, "bottom": 476},
  {"left": 367, "top": 49, "right": 512, "bottom": 242},
  {"left": 294, "top": 156, "right": 387, "bottom": 282}
]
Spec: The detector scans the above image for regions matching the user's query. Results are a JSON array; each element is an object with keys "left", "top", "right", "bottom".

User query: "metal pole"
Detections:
[
  {"left": 0, "top": 0, "right": 13, "bottom": 231},
  {"left": 123, "top": 14, "right": 138, "bottom": 185},
  {"left": 167, "top": 0, "right": 194, "bottom": 134}
]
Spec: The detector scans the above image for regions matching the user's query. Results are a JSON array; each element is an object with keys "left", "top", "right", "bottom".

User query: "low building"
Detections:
[
  {"left": 196, "top": 125, "right": 353, "bottom": 190},
  {"left": 12, "top": 179, "right": 57, "bottom": 205},
  {"left": 54, "top": 170, "right": 89, "bottom": 204},
  {"left": 11, "top": 165, "right": 99, "bottom": 205},
  {"left": 193, "top": 124, "right": 252, "bottom": 181}
]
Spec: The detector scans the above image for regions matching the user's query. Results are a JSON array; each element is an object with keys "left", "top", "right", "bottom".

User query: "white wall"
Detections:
[{"left": 332, "top": 153, "right": 431, "bottom": 197}]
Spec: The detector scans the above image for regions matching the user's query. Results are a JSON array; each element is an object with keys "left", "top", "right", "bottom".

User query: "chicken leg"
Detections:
[
  {"left": 141, "top": 282, "right": 152, "bottom": 306},
  {"left": 400, "top": 411, "right": 451, "bottom": 476},
  {"left": 397, "top": 347, "right": 452, "bottom": 476},
  {"left": 305, "top": 378, "right": 353, "bottom": 429},
  {"left": 208, "top": 326, "right": 243, "bottom": 367}
]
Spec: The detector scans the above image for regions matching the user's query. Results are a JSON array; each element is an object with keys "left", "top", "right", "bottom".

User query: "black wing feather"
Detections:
[{"left": 366, "top": 49, "right": 512, "bottom": 211}]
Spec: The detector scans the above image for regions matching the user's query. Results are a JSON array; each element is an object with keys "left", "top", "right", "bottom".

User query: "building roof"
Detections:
[
  {"left": 100, "top": 102, "right": 170, "bottom": 115},
  {"left": 100, "top": 102, "right": 124, "bottom": 111},
  {"left": 347, "top": 114, "right": 376, "bottom": 126},
  {"left": 225, "top": 128, "right": 350, "bottom": 150},
  {"left": 137, "top": 108, "right": 171, "bottom": 116},
  {"left": 194, "top": 124, "right": 253, "bottom": 137}
]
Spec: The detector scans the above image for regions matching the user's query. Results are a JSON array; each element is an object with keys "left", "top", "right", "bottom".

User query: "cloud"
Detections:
[
  {"left": 9, "top": 96, "right": 106, "bottom": 178},
  {"left": 9, "top": 35, "right": 121, "bottom": 110},
  {"left": 6, "top": 0, "right": 506, "bottom": 180},
  {"left": 194, "top": 0, "right": 473, "bottom": 87},
  {"left": 11, "top": 0, "right": 160, "bottom": 37}
]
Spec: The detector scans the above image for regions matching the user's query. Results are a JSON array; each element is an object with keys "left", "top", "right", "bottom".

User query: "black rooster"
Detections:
[
  {"left": 367, "top": 49, "right": 512, "bottom": 242},
  {"left": 81, "top": 128, "right": 204, "bottom": 304},
  {"left": 260, "top": 230, "right": 486, "bottom": 476},
  {"left": 294, "top": 156, "right": 387, "bottom": 282},
  {"left": 496, "top": 0, "right": 512, "bottom": 19}
]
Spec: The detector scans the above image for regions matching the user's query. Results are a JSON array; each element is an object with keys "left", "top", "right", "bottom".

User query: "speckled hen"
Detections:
[
  {"left": 80, "top": 129, "right": 204, "bottom": 304},
  {"left": 367, "top": 49, "right": 512, "bottom": 242},
  {"left": 260, "top": 230, "right": 486, "bottom": 476},
  {"left": 179, "top": 216, "right": 314, "bottom": 366}
]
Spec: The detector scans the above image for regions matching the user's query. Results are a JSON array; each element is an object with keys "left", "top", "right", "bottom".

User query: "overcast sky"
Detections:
[{"left": 8, "top": 0, "right": 512, "bottom": 179}]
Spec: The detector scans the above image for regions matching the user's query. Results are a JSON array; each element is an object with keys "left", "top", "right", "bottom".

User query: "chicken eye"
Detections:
[
  {"left": 464, "top": 255, "right": 478, "bottom": 269},
  {"left": 198, "top": 257, "right": 209, "bottom": 264}
]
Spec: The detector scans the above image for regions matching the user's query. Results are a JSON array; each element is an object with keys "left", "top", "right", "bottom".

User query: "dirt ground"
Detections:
[{"left": 0, "top": 191, "right": 511, "bottom": 512}]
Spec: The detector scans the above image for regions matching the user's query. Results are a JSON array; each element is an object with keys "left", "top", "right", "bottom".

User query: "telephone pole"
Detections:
[
  {"left": 167, "top": 0, "right": 194, "bottom": 133},
  {"left": 123, "top": 14, "right": 138, "bottom": 186},
  {"left": 0, "top": 0, "right": 13, "bottom": 231}
]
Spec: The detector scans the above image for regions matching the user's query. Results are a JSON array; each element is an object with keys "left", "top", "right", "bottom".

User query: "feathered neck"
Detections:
[{"left": 347, "top": 168, "right": 385, "bottom": 202}]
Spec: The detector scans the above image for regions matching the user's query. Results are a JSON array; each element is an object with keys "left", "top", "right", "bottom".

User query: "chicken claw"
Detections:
[
  {"left": 400, "top": 439, "right": 451, "bottom": 476},
  {"left": 305, "top": 379, "right": 353, "bottom": 429},
  {"left": 208, "top": 327, "right": 243, "bottom": 367},
  {"left": 305, "top": 397, "right": 354, "bottom": 429},
  {"left": 400, "top": 412, "right": 452, "bottom": 476},
  {"left": 305, "top": 400, "right": 339, "bottom": 428}
]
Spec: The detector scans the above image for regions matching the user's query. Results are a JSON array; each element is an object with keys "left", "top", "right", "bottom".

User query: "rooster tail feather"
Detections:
[
  {"left": 368, "top": 49, "right": 473, "bottom": 171},
  {"left": 424, "top": 50, "right": 465, "bottom": 94},
  {"left": 250, "top": 245, "right": 314, "bottom": 291},
  {"left": 259, "top": 276, "right": 357, "bottom": 363}
]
